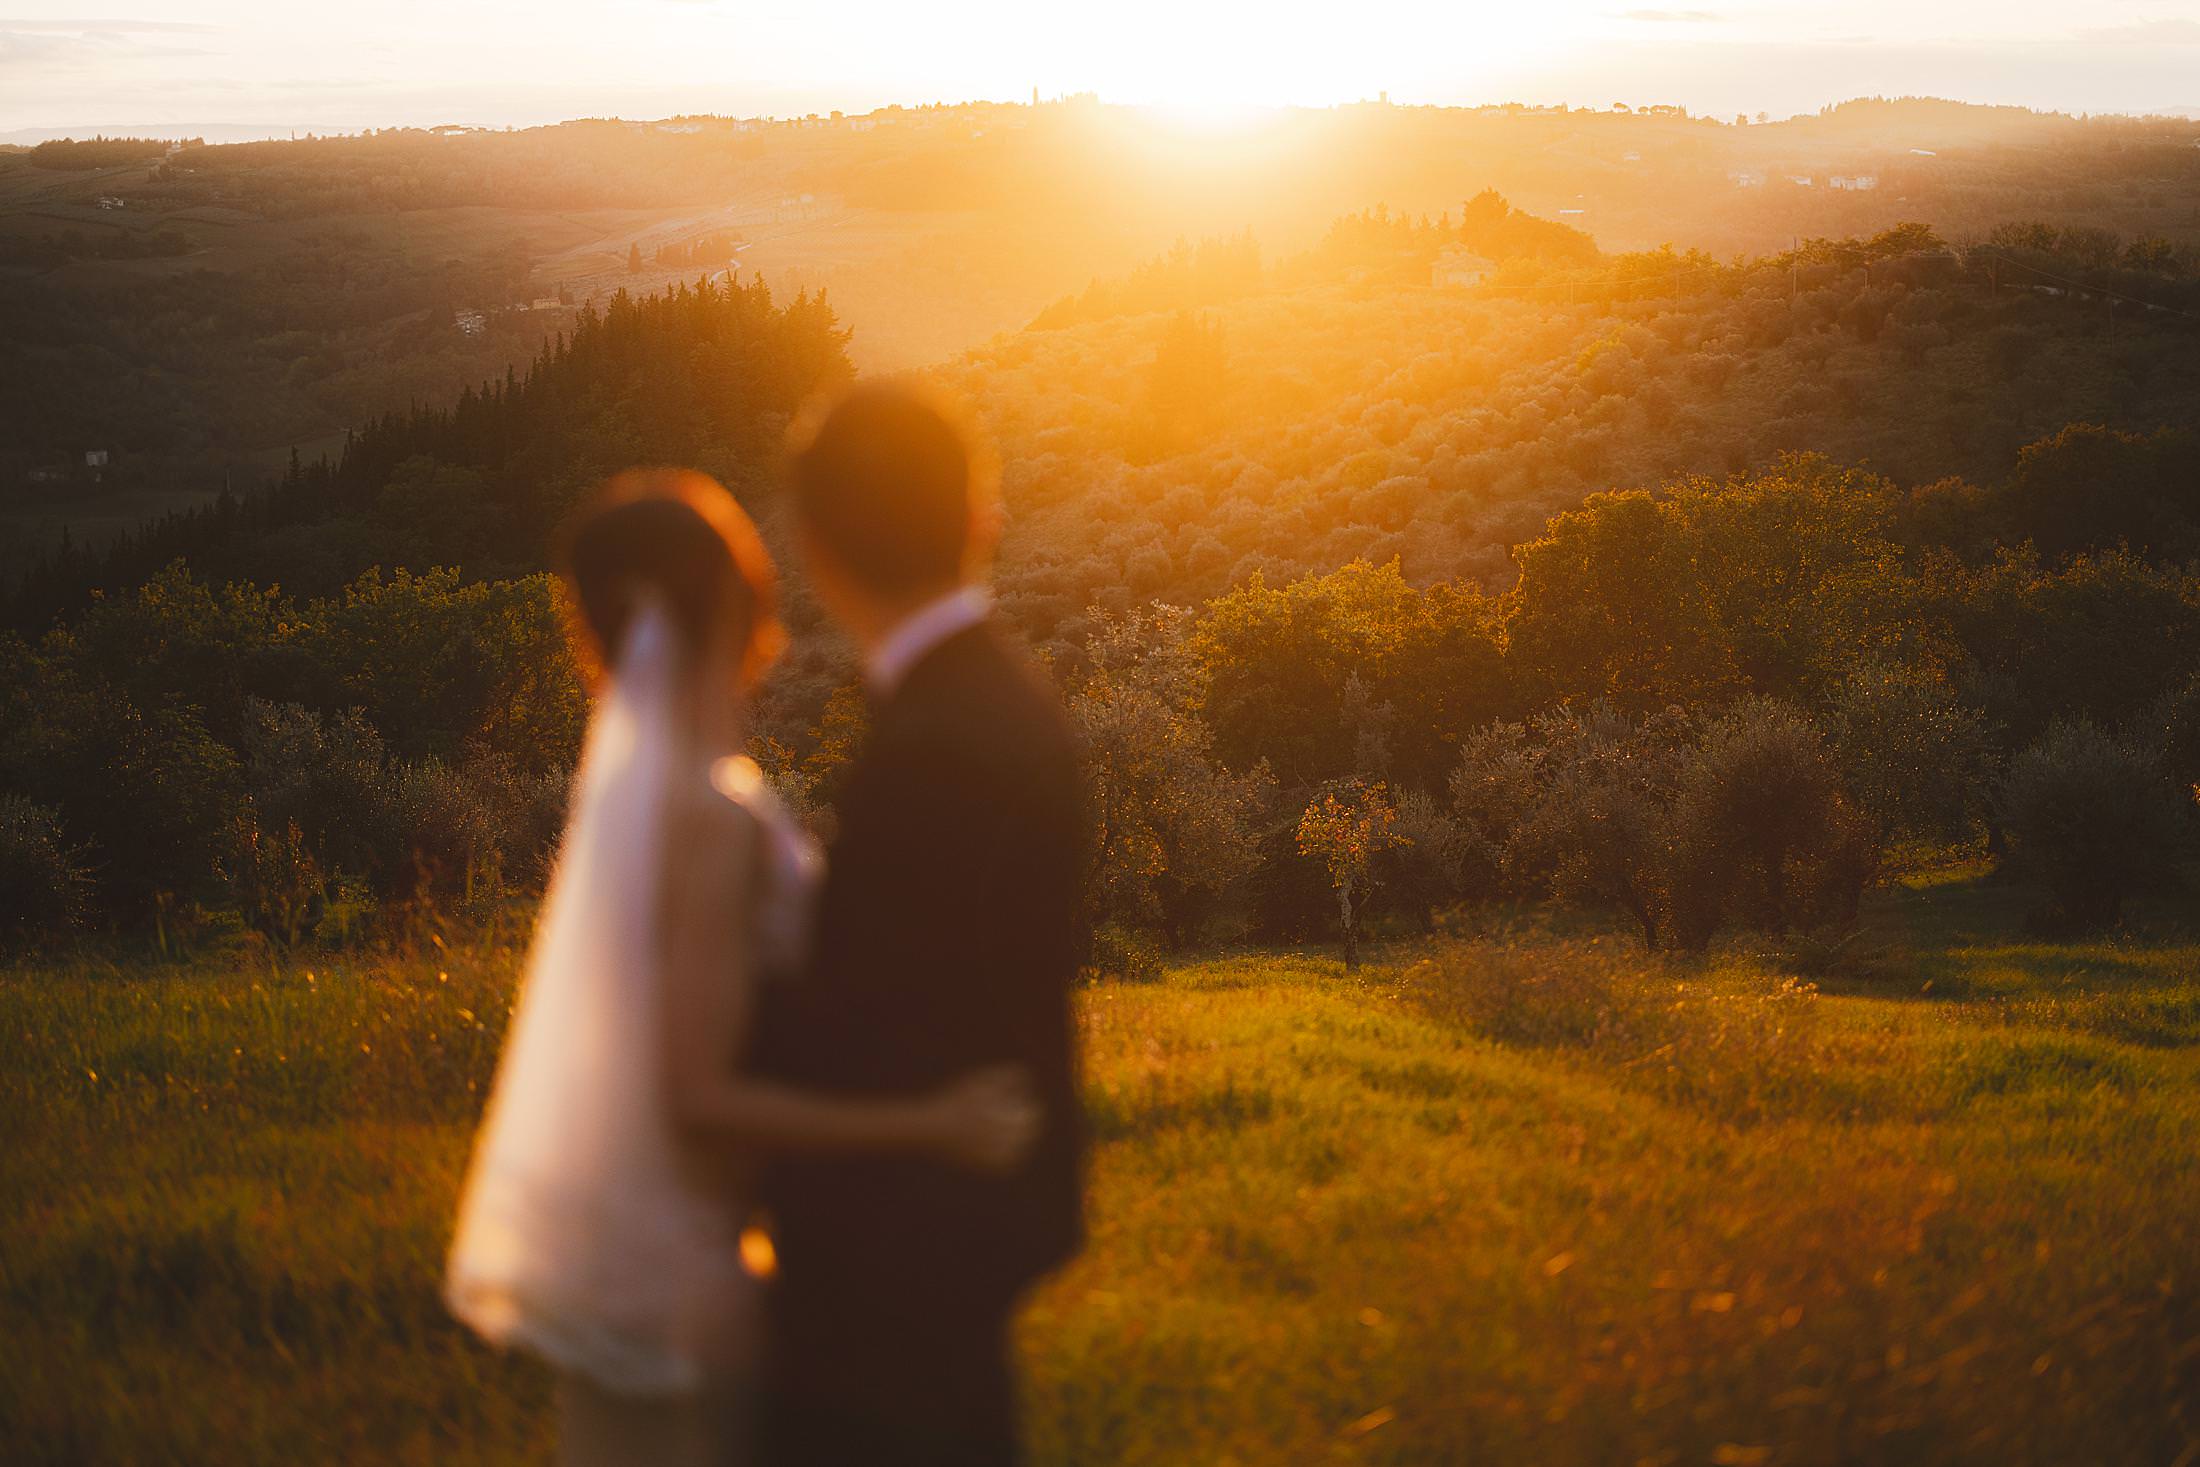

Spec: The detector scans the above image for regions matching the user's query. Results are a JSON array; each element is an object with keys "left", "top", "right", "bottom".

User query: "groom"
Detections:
[{"left": 753, "top": 382, "right": 1087, "bottom": 1466}]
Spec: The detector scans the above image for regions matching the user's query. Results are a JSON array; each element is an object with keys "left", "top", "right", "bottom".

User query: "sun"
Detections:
[
  {"left": 1010, "top": 2, "right": 1577, "bottom": 119},
  {"left": 1144, "top": 97, "right": 1278, "bottom": 138}
]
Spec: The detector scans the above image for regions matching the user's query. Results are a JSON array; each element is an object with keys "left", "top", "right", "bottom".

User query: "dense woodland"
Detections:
[
  {"left": 7, "top": 94, "right": 2199, "bottom": 560},
  {"left": 0, "top": 227, "right": 542, "bottom": 520},
  {"left": 5, "top": 183, "right": 2198, "bottom": 964},
  {"left": 5, "top": 98, "right": 2200, "bottom": 962}
]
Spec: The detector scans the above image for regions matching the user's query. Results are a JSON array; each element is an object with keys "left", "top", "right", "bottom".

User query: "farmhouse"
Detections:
[{"left": 1431, "top": 248, "right": 1496, "bottom": 288}]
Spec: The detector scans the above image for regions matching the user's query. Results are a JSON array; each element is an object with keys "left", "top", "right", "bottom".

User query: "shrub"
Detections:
[
  {"left": 1996, "top": 423, "right": 2200, "bottom": 563},
  {"left": 1072, "top": 616, "right": 1272, "bottom": 946},
  {"left": 89, "top": 704, "right": 245, "bottom": 918},
  {"left": 1245, "top": 823, "right": 1337, "bottom": 942},
  {"left": 1452, "top": 702, "right": 1876, "bottom": 951},
  {"left": 1400, "top": 937, "right": 1652, "bottom": 1049},
  {"left": 505, "top": 763, "right": 575, "bottom": 888},
  {"left": 1998, "top": 720, "right": 2182, "bottom": 931},
  {"left": 1954, "top": 548, "right": 2200, "bottom": 746},
  {"left": 1667, "top": 700, "right": 1878, "bottom": 950},
  {"left": 2142, "top": 670, "right": 2200, "bottom": 813},
  {"left": 1083, "top": 923, "right": 1164, "bottom": 984},
  {"left": 1193, "top": 561, "right": 1509, "bottom": 794},
  {"left": 1824, "top": 660, "right": 1998, "bottom": 839},
  {"left": 1381, "top": 789, "right": 1469, "bottom": 930},
  {"left": 1446, "top": 720, "right": 1544, "bottom": 899},
  {"left": 232, "top": 702, "right": 570, "bottom": 924},
  {"left": 384, "top": 758, "right": 514, "bottom": 904},
  {"left": 1508, "top": 704, "right": 1694, "bottom": 948},
  {"left": 221, "top": 806, "right": 327, "bottom": 945},
  {"left": 454, "top": 751, "right": 571, "bottom": 892},
  {"left": 1643, "top": 976, "right": 1828, "bottom": 1123},
  {"left": 0, "top": 797, "right": 91, "bottom": 949},
  {"left": 240, "top": 701, "right": 400, "bottom": 886}
]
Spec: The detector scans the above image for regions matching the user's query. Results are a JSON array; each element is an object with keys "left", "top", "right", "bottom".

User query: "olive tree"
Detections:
[
  {"left": 1296, "top": 778, "right": 1406, "bottom": 970},
  {"left": 1999, "top": 720, "right": 2182, "bottom": 932}
]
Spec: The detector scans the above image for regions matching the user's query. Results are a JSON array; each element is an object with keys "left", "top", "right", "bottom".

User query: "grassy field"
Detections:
[{"left": 3, "top": 871, "right": 2196, "bottom": 1465}]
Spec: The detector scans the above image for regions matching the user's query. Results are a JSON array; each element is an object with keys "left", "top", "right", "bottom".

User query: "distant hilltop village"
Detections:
[
  {"left": 195, "top": 88, "right": 2188, "bottom": 147},
  {"left": 409, "top": 92, "right": 1111, "bottom": 141}
]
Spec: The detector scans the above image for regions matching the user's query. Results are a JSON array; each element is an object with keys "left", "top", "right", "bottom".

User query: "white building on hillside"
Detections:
[{"left": 1432, "top": 248, "right": 1496, "bottom": 288}]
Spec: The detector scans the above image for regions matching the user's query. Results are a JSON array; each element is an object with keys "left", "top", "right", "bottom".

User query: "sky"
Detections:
[{"left": 3, "top": 1, "right": 2199, "bottom": 135}]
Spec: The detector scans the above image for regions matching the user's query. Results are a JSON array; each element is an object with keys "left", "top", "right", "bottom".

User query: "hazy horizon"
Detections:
[
  {"left": 5, "top": 2, "right": 2200, "bottom": 136},
  {"left": 6, "top": 90, "right": 2200, "bottom": 150}
]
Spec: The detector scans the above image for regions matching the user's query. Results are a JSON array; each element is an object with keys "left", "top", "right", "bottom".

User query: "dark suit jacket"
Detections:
[{"left": 756, "top": 620, "right": 1086, "bottom": 1323}]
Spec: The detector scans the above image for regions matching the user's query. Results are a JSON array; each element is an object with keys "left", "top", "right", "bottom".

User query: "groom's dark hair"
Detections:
[{"left": 785, "top": 381, "right": 993, "bottom": 597}]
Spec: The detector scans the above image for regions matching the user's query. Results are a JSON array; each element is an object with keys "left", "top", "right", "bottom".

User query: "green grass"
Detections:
[{"left": 4, "top": 877, "right": 2197, "bottom": 1465}]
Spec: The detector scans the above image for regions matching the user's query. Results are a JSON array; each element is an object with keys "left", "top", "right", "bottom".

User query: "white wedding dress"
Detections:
[{"left": 444, "top": 602, "right": 820, "bottom": 1463}]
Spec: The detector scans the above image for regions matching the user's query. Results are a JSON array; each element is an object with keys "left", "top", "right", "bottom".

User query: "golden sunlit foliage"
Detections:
[{"left": 958, "top": 215, "right": 2200, "bottom": 654}]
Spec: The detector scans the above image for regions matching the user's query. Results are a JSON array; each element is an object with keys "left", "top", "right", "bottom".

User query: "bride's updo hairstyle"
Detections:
[{"left": 555, "top": 469, "right": 784, "bottom": 686}]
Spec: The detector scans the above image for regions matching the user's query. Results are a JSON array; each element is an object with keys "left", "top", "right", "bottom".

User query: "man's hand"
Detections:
[{"left": 924, "top": 1065, "right": 1042, "bottom": 1172}]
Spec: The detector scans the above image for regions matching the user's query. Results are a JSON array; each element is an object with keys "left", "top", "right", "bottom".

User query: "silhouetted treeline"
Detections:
[
  {"left": 8, "top": 278, "right": 852, "bottom": 631},
  {"left": 0, "top": 232, "right": 540, "bottom": 556},
  {"left": 27, "top": 136, "right": 188, "bottom": 170}
]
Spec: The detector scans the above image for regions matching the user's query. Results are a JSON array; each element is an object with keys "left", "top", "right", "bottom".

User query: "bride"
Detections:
[{"left": 444, "top": 470, "right": 1038, "bottom": 1465}]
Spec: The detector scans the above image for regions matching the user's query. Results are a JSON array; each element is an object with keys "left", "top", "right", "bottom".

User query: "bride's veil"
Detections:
[{"left": 445, "top": 596, "right": 737, "bottom": 1395}]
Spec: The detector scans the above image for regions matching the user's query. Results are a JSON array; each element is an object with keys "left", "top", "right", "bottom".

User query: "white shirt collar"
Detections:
[{"left": 865, "top": 586, "right": 992, "bottom": 698}]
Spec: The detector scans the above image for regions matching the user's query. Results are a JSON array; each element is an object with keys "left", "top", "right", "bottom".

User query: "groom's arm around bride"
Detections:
[{"left": 751, "top": 382, "right": 1087, "bottom": 1467}]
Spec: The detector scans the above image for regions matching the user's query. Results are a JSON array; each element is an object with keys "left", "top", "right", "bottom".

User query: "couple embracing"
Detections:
[{"left": 445, "top": 383, "right": 1086, "bottom": 1466}]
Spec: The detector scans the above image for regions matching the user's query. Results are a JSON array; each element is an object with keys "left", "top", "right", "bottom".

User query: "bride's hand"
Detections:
[{"left": 926, "top": 1064, "right": 1042, "bottom": 1172}]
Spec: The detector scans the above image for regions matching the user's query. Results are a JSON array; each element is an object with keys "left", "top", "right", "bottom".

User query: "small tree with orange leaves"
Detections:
[{"left": 1296, "top": 777, "right": 1407, "bottom": 971}]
